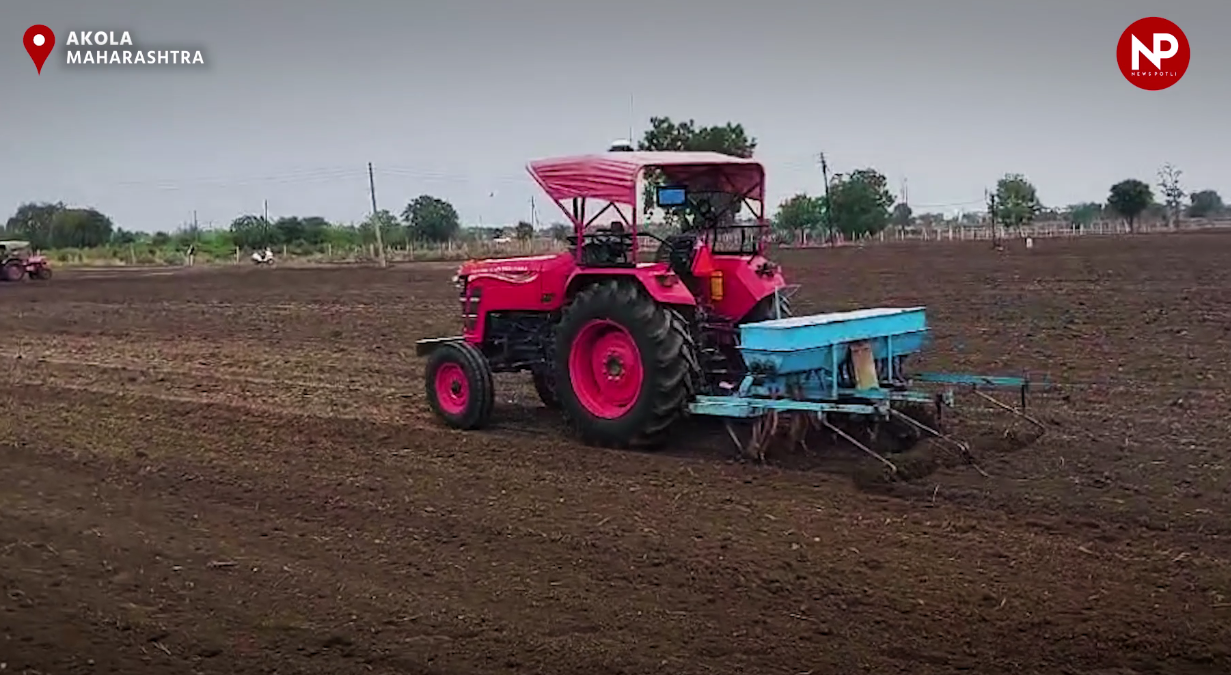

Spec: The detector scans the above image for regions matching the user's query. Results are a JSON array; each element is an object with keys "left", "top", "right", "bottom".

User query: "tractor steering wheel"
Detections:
[{"left": 566, "top": 227, "right": 635, "bottom": 265}]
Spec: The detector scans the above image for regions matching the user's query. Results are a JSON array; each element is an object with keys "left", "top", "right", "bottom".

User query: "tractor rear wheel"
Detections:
[
  {"left": 554, "top": 279, "right": 698, "bottom": 449},
  {"left": 744, "top": 292, "right": 793, "bottom": 323},
  {"left": 531, "top": 367, "right": 559, "bottom": 408},
  {"left": 424, "top": 341, "right": 495, "bottom": 430},
  {"left": 2, "top": 261, "right": 24, "bottom": 282}
]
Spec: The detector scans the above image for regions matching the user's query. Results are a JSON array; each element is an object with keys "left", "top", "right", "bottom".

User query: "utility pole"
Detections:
[
  {"left": 368, "top": 162, "right": 387, "bottom": 268},
  {"left": 898, "top": 178, "right": 909, "bottom": 236},
  {"left": 818, "top": 152, "right": 833, "bottom": 244},
  {"left": 530, "top": 195, "right": 538, "bottom": 227},
  {"left": 262, "top": 200, "right": 270, "bottom": 252},
  {"left": 987, "top": 188, "right": 1000, "bottom": 249}
]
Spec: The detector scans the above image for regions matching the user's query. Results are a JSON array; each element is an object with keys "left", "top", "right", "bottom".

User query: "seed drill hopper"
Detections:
[{"left": 691, "top": 302, "right": 1045, "bottom": 472}]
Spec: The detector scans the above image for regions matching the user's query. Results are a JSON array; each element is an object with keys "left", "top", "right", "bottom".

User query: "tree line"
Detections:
[
  {"left": 773, "top": 161, "right": 1223, "bottom": 241},
  {"left": 4, "top": 116, "right": 1226, "bottom": 253},
  {"left": 1, "top": 195, "right": 544, "bottom": 256}
]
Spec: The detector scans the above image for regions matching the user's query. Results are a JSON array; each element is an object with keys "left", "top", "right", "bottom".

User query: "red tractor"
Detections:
[
  {"left": 0, "top": 240, "right": 52, "bottom": 281},
  {"left": 417, "top": 150, "right": 792, "bottom": 448}
]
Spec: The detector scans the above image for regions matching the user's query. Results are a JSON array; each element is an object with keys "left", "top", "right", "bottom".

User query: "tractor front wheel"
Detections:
[
  {"left": 555, "top": 280, "right": 698, "bottom": 449},
  {"left": 424, "top": 341, "right": 495, "bottom": 430},
  {"left": 33, "top": 267, "right": 51, "bottom": 280}
]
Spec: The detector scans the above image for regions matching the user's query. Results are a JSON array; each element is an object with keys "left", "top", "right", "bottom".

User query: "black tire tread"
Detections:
[
  {"left": 424, "top": 341, "right": 495, "bottom": 430},
  {"left": 743, "top": 291, "right": 792, "bottom": 323},
  {"left": 2, "top": 260, "right": 25, "bottom": 282},
  {"left": 531, "top": 367, "right": 560, "bottom": 409},
  {"left": 556, "top": 279, "right": 698, "bottom": 449}
]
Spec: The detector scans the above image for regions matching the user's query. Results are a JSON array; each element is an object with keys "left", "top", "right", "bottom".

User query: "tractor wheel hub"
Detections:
[{"left": 605, "top": 354, "right": 623, "bottom": 378}]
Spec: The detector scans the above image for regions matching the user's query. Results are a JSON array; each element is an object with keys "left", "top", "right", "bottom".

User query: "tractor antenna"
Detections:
[{"left": 629, "top": 93, "right": 635, "bottom": 147}]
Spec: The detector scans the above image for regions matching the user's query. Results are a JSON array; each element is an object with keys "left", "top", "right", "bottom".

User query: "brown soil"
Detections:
[{"left": 2, "top": 233, "right": 1231, "bottom": 674}]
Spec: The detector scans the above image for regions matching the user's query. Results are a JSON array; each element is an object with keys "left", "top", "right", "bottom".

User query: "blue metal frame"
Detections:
[{"left": 685, "top": 306, "right": 1038, "bottom": 420}]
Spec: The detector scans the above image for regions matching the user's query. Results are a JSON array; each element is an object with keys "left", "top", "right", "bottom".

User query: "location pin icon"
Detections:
[{"left": 23, "top": 25, "right": 55, "bottom": 74}]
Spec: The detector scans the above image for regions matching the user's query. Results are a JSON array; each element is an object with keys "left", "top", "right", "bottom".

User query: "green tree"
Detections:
[
  {"left": 514, "top": 221, "right": 535, "bottom": 240},
  {"left": 637, "top": 116, "right": 756, "bottom": 157},
  {"left": 299, "top": 216, "right": 332, "bottom": 246},
  {"left": 4, "top": 202, "right": 116, "bottom": 249},
  {"left": 272, "top": 216, "right": 306, "bottom": 244},
  {"left": 1107, "top": 179, "right": 1154, "bottom": 232},
  {"left": 774, "top": 194, "right": 825, "bottom": 241},
  {"left": 546, "top": 222, "right": 570, "bottom": 241},
  {"left": 891, "top": 202, "right": 913, "bottom": 232},
  {"left": 1157, "top": 163, "right": 1184, "bottom": 227},
  {"left": 4, "top": 201, "right": 66, "bottom": 248},
  {"left": 110, "top": 228, "right": 140, "bottom": 245},
  {"left": 637, "top": 116, "right": 757, "bottom": 222},
  {"left": 361, "top": 209, "right": 402, "bottom": 245},
  {"left": 994, "top": 174, "right": 1042, "bottom": 229},
  {"left": 229, "top": 214, "right": 278, "bottom": 249},
  {"left": 826, "top": 169, "right": 894, "bottom": 236},
  {"left": 1186, "top": 189, "right": 1224, "bottom": 218},
  {"left": 173, "top": 223, "right": 202, "bottom": 250},
  {"left": 50, "top": 207, "right": 114, "bottom": 248},
  {"left": 1066, "top": 202, "right": 1103, "bottom": 227},
  {"left": 401, "top": 195, "right": 461, "bottom": 242}
]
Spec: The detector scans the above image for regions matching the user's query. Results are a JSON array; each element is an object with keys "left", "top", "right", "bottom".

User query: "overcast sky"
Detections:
[{"left": 3, "top": 0, "right": 1227, "bottom": 231}]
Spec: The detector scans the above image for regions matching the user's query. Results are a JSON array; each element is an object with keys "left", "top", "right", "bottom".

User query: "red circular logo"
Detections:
[{"left": 1117, "top": 17, "right": 1190, "bottom": 90}]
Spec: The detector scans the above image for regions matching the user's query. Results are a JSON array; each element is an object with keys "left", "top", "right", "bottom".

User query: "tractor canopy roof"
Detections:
[
  {"left": 527, "top": 151, "right": 765, "bottom": 206},
  {"left": 0, "top": 240, "right": 30, "bottom": 250}
]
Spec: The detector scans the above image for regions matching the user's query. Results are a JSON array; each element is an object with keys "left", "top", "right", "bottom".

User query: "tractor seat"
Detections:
[
  {"left": 655, "top": 232, "right": 698, "bottom": 276},
  {"left": 565, "top": 227, "right": 634, "bottom": 267}
]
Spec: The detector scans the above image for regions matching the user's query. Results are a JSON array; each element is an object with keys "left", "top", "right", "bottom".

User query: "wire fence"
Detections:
[
  {"left": 45, "top": 215, "right": 1231, "bottom": 267},
  {"left": 780, "top": 217, "right": 1231, "bottom": 248}
]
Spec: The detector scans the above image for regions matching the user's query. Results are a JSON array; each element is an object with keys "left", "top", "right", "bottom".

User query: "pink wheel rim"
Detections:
[
  {"left": 434, "top": 362, "right": 469, "bottom": 415},
  {"left": 568, "top": 319, "right": 643, "bottom": 419}
]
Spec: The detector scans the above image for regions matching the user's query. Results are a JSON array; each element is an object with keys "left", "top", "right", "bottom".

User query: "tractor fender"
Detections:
[
  {"left": 707, "top": 254, "right": 787, "bottom": 321},
  {"left": 565, "top": 267, "right": 696, "bottom": 307}
]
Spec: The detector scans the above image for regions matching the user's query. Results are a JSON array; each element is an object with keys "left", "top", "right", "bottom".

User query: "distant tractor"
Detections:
[
  {"left": 0, "top": 240, "right": 52, "bottom": 281},
  {"left": 416, "top": 150, "right": 1041, "bottom": 468}
]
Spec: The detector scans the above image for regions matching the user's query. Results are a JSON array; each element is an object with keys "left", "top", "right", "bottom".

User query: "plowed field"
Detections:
[{"left": 2, "top": 233, "right": 1230, "bottom": 674}]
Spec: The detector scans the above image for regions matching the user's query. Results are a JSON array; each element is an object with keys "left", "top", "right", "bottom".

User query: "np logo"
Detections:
[{"left": 1117, "top": 17, "right": 1190, "bottom": 90}]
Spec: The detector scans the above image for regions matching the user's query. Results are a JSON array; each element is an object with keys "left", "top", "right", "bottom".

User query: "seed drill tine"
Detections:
[
  {"left": 970, "top": 388, "right": 1046, "bottom": 432},
  {"left": 819, "top": 415, "right": 899, "bottom": 474},
  {"left": 888, "top": 408, "right": 989, "bottom": 478},
  {"left": 722, "top": 421, "right": 743, "bottom": 456}
]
